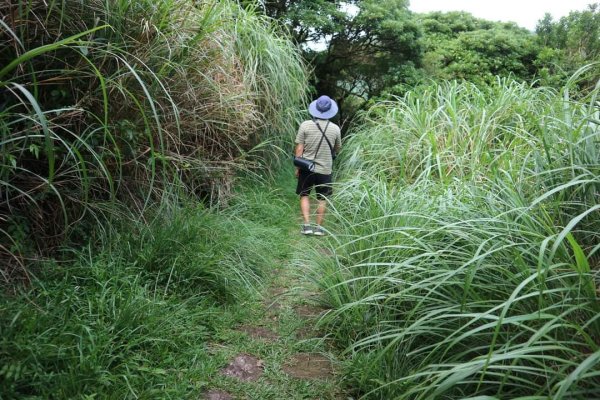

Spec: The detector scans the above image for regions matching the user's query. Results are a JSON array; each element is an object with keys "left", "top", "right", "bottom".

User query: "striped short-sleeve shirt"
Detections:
[{"left": 295, "top": 119, "right": 341, "bottom": 175}]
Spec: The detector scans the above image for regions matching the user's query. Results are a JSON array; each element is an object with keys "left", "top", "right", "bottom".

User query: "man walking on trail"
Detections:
[{"left": 295, "top": 95, "right": 341, "bottom": 236}]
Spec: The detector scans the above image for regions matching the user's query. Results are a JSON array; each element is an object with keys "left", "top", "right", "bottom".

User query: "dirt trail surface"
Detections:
[{"left": 202, "top": 235, "right": 345, "bottom": 399}]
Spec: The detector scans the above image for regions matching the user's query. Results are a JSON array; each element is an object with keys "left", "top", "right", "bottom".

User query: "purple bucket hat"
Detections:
[{"left": 308, "top": 95, "right": 338, "bottom": 119}]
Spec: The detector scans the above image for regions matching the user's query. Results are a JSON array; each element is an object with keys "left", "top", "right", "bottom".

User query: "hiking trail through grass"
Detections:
[{"left": 201, "top": 175, "right": 347, "bottom": 399}]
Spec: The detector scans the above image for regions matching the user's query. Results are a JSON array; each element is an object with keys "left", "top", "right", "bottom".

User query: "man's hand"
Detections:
[{"left": 295, "top": 167, "right": 300, "bottom": 178}]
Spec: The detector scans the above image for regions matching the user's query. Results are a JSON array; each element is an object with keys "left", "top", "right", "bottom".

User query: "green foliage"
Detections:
[
  {"left": 339, "top": 78, "right": 555, "bottom": 183},
  {"left": 0, "top": 0, "right": 308, "bottom": 276},
  {"left": 116, "top": 209, "right": 265, "bottom": 300},
  {"left": 535, "top": 4, "right": 600, "bottom": 89},
  {"left": 307, "top": 76, "right": 600, "bottom": 398},
  {"left": 1, "top": 256, "right": 213, "bottom": 399},
  {"left": 0, "top": 180, "right": 292, "bottom": 398},
  {"left": 315, "top": 0, "right": 421, "bottom": 120},
  {"left": 246, "top": 2, "right": 600, "bottom": 126},
  {"left": 249, "top": 0, "right": 421, "bottom": 124},
  {"left": 418, "top": 12, "right": 538, "bottom": 85},
  {"left": 250, "top": 0, "right": 345, "bottom": 45}
]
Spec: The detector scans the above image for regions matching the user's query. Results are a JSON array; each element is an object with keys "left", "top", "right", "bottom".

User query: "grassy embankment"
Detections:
[
  {"left": 0, "top": 0, "right": 306, "bottom": 273},
  {"left": 307, "top": 75, "right": 600, "bottom": 399},
  {"left": 0, "top": 0, "right": 321, "bottom": 398},
  {"left": 1, "top": 177, "right": 292, "bottom": 398},
  {"left": 2, "top": 170, "right": 345, "bottom": 398}
]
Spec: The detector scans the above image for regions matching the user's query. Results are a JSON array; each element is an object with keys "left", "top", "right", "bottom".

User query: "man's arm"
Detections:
[
  {"left": 334, "top": 130, "right": 341, "bottom": 153},
  {"left": 294, "top": 143, "right": 304, "bottom": 177}
]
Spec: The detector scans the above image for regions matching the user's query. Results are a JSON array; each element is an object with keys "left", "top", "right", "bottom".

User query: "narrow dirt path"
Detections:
[{"left": 201, "top": 229, "right": 345, "bottom": 400}]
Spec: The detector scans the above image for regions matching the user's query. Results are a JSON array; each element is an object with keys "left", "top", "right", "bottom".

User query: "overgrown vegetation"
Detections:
[
  {"left": 0, "top": 176, "right": 297, "bottom": 398},
  {"left": 417, "top": 12, "right": 538, "bottom": 85},
  {"left": 0, "top": 0, "right": 307, "bottom": 277},
  {"left": 308, "top": 73, "right": 600, "bottom": 398},
  {"left": 0, "top": 1, "right": 310, "bottom": 396},
  {"left": 252, "top": 1, "right": 600, "bottom": 126},
  {"left": 536, "top": 4, "right": 600, "bottom": 89},
  {"left": 2, "top": 1, "right": 600, "bottom": 399}
]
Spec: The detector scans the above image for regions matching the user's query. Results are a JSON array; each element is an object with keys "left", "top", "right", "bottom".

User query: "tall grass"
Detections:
[
  {"left": 338, "top": 78, "right": 559, "bottom": 184},
  {"left": 308, "top": 75, "right": 600, "bottom": 398},
  {"left": 0, "top": 1, "right": 307, "bottom": 396},
  {"left": 0, "top": 179, "right": 292, "bottom": 398},
  {"left": 0, "top": 0, "right": 308, "bottom": 277}
]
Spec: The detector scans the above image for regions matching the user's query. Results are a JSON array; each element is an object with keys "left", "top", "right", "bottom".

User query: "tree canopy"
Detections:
[
  {"left": 311, "top": 0, "right": 421, "bottom": 122},
  {"left": 419, "top": 12, "right": 538, "bottom": 85},
  {"left": 239, "top": 0, "right": 420, "bottom": 124},
  {"left": 535, "top": 3, "right": 600, "bottom": 88},
  {"left": 242, "top": 1, "right": 600, "bottom": 126}
]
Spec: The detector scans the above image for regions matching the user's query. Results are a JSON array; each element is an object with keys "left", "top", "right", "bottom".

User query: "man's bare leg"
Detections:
[
  {"left": 316, "top": 199, "right": 327, "bottom": 226},
  {"left": 300, "top": 195, "right": 311, "bottom": 224}
]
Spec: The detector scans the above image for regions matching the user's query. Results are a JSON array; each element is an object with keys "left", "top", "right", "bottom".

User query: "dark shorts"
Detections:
[{"left": 296, "top": 170, "right": 333, "bottom": 199}]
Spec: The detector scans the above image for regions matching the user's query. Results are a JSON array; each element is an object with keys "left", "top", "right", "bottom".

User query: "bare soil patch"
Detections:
[
  {"left": 204, "top": 389, "right": 234, "bottom": 400},
  {"left": 221, "top": 354, "right": 264, "bottom": 382},
  {"left": 282, "top": 353, "right": 334, "bottom": 379},
  {"left": 237, "top": 325, "right": 279, "bottom": 342},
  {"left": 294, "top": 304, "right": 328, "bottom": 318}
]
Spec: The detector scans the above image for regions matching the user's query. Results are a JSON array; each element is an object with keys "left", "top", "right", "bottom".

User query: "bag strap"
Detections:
[
  {"left": 314, "top": 120, "right": 334, "bottom": 160},
  {"left": 307, "top": 127, "right": 326, "bottom": 160}
]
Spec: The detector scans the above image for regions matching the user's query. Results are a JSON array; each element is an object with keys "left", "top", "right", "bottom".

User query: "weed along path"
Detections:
[{"left": 201, "top": 186, "right": 344, "bottom": 399}]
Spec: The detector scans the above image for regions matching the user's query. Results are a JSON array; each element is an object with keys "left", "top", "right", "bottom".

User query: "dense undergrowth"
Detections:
[
  {"left": 0, "top": 0, "right": 307, "bottom": 397},
  {"left": 3, "top": 1, "right": 599, "bottom": 398},
  {"left": 0, "top": 176, "right": 294, "bottom": 398},
  {"left": 0, "top": 0, "right": 307, "bottom": 278},
  {"left": 309, "top": 74, "right": 600, "bottom": 398}
]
